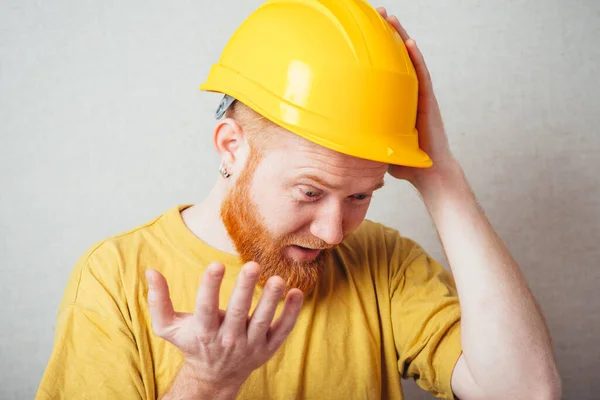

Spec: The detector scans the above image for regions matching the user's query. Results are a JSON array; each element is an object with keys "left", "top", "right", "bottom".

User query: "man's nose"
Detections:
[{"left": 310, "top": 203, "right": 344, "bottom": 246}]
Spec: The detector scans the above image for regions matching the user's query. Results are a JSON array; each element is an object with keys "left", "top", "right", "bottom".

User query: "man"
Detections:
[{"left": 37, "top": 1, "right": 561, "bottom": 399}]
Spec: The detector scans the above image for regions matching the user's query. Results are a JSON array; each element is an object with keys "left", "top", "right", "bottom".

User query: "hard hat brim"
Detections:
[{"left": 201, "top": 66, "right": 432, "bottom": 168}]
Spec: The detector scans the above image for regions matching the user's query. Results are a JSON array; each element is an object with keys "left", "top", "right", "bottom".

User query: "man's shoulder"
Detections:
[
  {"left": 343, "top": 219, "right": 402, "bottom": 248},
  {"left": 334, "top": 220, "right": 398, "bottom": 262},
  {"left": 80, "top": 206, "right": 179, "bottom": 263},
  {"left": 338, "top": 219, "right": 424, "bottom": 264},
  {"left": 61, "top": 207, "right": 177, "bottom": 304}
]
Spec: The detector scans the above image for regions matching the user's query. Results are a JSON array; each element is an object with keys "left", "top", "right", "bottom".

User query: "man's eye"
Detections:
[
  {"left": 352, "top": 194, "right": 369, "bottom": 200},
  {"left": 296, "top": 187, "right": 321, "bottom": 201}
]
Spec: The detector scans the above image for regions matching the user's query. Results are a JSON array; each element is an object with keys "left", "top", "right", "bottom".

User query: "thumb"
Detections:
[{"left": 146, "top": 269, "right": 176, "bottom": 338}]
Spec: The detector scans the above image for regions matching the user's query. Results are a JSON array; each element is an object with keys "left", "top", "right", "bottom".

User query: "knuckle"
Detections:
[
  {"left": 201, "top": 280, "right": 217, "bottom": 292},
  {"left": 254, "top": 319, "right": 271, "bottom": 331},
  {"left": 281, "top": 323, "right": 295, "bottom": 337},
  {"left": 147, "top": 296, "right": 160, "bottom": 309},
  {"left": 221, "top": 334, "right": 237, "bottom": 348},
  {"left": 237, "top": 280, "right": 256, "bottom": 291},
  {"left": 229, "top": 307, "right": 248, "bottom": 320},
  {"left": 196, "top": 302, "right": 213, "bottom": 316},
  {"left": 197, "top": 334, "right": 212, "bottom": 346}
]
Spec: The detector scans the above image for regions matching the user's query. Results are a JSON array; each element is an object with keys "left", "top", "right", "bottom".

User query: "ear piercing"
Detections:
[{"left": 219, "top": 164, "right": 231, "bottom": 179}]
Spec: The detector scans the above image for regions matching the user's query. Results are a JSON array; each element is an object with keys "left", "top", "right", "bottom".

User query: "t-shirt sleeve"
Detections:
[
  {"left": 36, "top": 244, "right": 149, "bottom": 400},
  {"left": 388, "top": 234, "right": 462, "bottom": 400}
]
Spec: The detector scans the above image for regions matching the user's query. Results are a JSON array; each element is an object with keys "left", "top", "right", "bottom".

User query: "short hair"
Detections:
[{"left": 224, "top": 100, "right": 277, "bottom": 152}]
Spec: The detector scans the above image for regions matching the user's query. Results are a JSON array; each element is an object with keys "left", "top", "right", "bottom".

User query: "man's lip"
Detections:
[
  {"left": 294, "top": 245, "right": 320, "bottom": 250},
  {"left": 287, "top": 245, "right": 323, "bottom": 261}
]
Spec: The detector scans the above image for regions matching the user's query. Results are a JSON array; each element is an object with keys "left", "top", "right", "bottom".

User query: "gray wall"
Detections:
[{"left": 1, "top": 0, "right": 599, "bottom": 399}]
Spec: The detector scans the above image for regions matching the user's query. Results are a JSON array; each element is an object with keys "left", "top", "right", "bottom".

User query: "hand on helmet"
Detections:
[{"left": 376, "top": 7, "right": 458, "bottom": 188}]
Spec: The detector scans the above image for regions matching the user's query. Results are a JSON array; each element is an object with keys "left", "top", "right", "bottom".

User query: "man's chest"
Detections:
[
  {"left": 152, "top": 285, "right": 401, "bottom": 399},
  {"left": 239, "top": 305, "right": 387, "bottom": 400},
  {"left": 143, "top": 254, "right": 402, "bottom": 398}
]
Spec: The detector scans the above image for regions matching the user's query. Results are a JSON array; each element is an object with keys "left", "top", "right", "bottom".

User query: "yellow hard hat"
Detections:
[{"left": 200, "top": 0, "right": 432, "bottom": 167}]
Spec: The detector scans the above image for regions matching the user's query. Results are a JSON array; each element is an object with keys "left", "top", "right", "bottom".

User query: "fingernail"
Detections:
[
  {"left": 244, "top": 263, "right": 259, "bottom": 279},
  {"left": 210, "top": 264, "right": 224, "bottom": 277},
  {"left": 291, "top": 292, "right": 303, "bottom": 304},
  {"left": 269, "top": 282, "right": 284, "bottom": 293},
  {"left": 245, "top": 271, "right": 258, "bottom": 281}
]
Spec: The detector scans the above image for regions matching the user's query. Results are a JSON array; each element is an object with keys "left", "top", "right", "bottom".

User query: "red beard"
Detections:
[{"left": 220, "top": 151, "right": 330, "bottom": 296}]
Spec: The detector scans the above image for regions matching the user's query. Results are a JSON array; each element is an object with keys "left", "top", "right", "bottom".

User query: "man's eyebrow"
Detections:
[
  {"left": 370, "top": 180, "right": 386, "bottom": 192},
  {"left": 297, "top": 174, "right": 385, "bottom": 192},
  {"left": 298, "top": 174, "right": 342, "bottom": 190}
]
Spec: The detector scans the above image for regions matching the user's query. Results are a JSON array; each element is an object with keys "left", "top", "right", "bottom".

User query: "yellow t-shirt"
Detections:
[{"left": 36, "top": 205, "right": 462, "bottom": 400}]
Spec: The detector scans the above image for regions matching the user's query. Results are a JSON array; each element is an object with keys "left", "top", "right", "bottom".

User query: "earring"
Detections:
[{"left": 219, "top": 164, "right": 231, "bottom": 179}]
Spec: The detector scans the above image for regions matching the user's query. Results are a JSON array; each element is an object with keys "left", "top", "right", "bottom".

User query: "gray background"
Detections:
[{"left": 1, "top": 0, "right": 599, "bottom": 398}]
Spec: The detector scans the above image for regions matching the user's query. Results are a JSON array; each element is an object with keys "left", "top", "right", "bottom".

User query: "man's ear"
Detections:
[{"left": 213, "top": 118, "right": 248, "bottom": 176}]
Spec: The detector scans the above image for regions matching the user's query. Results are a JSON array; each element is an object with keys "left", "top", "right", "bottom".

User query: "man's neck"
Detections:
[{"left": 181, "top": 181, "right": 238, "bottom": 255}]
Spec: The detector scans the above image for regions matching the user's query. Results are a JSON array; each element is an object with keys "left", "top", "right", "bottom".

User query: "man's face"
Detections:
[{"left": 221, "top": 129, "right": 388, "bottom": 295}]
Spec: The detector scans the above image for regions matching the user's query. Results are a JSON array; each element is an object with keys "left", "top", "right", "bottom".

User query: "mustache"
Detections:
[{"left": 280, "top": 235, "right": 336, "bottom": 250}]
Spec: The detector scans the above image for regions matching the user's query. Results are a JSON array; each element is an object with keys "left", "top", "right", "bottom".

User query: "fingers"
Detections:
[
  {"left": 377, "top": 7, "right": 410, "bottom": 42},
  {"left": 194, "top": 262, "right": 226, "bottom": 333},
  {"left": 267, "top": 289, "right": 304, "bottom": 352},
  {"left": 220, "top": 262, "right": 260, "bottom": 342},
  {"left": 247, "top": 276, "right": 286, "bottom": 343},
  {"left": 146, "top": 269, "right": 176, "bottom": 337},
  {"left": 375, "top": 7, "right": 434, "bottom": 93},
  {"left": 405, "top": 39, "right": 433, "bottom": 92},
  {"left": 376, "top": 7, "right": 388, "bottom": 19},
  {"left": 387, "top": 15, "right": 410, "bottom": 42}
]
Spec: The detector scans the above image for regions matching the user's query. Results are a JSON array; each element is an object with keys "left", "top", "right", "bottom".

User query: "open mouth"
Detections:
[
  {"left": 288, "top": 245, "right": 322, "bottom": 261},
  {"left": 296, "top": 245, "right": 316, "bottom": 250}
]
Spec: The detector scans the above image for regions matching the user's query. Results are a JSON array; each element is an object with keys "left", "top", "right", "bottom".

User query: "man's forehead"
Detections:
[
  {"left": 266, "top": 126, "right": 386, "bottom": 170},
  {"left": 260, "top": 133, "right": 387, "bottom": 188},
  {"left": 293, "top": 171, "right": 386, "bottom": 192}
]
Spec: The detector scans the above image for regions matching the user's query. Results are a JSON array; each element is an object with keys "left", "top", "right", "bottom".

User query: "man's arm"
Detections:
[
  {"left": 36, "top": 246, "right": 150, "bottom": 399},
  {"left": 418, "top": 162, "right": 561, "bottom": 400},
  {"left": 376, "top": 7, "right": 561, "bottom": 399}
]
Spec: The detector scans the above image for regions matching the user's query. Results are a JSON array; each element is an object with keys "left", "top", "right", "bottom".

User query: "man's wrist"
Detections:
[
  {"left": 413, "top": 160, "right": 486, "bottom": 231},
  {"left": 162, "top": 361, "right": 243, "bottom": 400},
  {"left": 412, "top": 159, "right": 468, "bottom": 203},
  {"left": 186, "top": 361, "right": 243, "bottom": 399}
]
